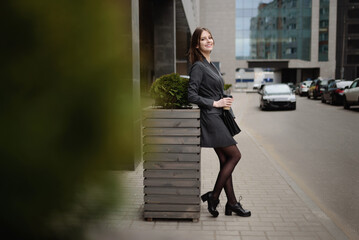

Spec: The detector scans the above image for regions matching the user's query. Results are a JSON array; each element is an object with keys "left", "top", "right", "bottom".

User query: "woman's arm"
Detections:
[
  {"left": 188, "top": 63, "right": 214, "bottom": 109},
  {"left": 188, "top": 62, "right": 233, "bottom": 109}
]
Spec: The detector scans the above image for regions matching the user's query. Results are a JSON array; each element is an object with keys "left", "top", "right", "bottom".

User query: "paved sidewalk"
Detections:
[{"left": 95, "top": 124, "right": 348, "bottom": 240}]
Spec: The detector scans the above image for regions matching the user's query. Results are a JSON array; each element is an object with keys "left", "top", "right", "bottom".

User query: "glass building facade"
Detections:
[
  {"left": 236, "top": 0, "right": 312, "bottom": 60},
  {"left": 318, "top": 0, "right": 329, "bottom": 61}
]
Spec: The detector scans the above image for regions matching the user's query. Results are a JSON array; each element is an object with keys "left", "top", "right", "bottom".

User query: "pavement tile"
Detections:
[
  {"left": 226, "top": 225, "right": 251, "bottom": 231},
  {"left": 216, "top": 235, "right": 242, "bottom": 240},
  {"left": 202, "top": 225, "right": 226, "bottom": 231},
  {"left": 267, "top": 237, "right": 294, "bottom": 240},
  {"left": 241, "top": 236, "right": 267, "bottom": 240},
  {"left": 316, "top": 231, "right": 336, "bottom": 240},
  {"left": 292, "top": 237, "right": 320, "bottom": 240},
  {"left": 177, "top": 225, "right": 202, "bottom": 231},
  {"left": 202, "top": 220, "right": 225, "bottom": 226},
  {"left": 273, "top": 222, "right": 297, "bottom": 227},
  {"left": 239, "top": 230, "right": 266, "bottom": 236},
  {"left": 259, "top": 217, "right": 283, "bottom": 222},
  {"left": 216, "top": 230, "right": 240, "bottom": 236},
  {"left": 265, "top": 231, "right": 292, "bottom": 237}
]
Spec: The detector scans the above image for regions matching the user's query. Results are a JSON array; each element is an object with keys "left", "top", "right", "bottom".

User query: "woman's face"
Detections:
[{"left": 197, "top": 30, "right": 213, "bottom": 54}]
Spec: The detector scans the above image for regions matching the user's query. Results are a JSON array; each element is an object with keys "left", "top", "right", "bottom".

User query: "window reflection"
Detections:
[
  {"left": 236, "top": 0, "right": 312, "bottom": 60},
  {"left": 318, "top": 0, "right": 329, "bottom": 61}
]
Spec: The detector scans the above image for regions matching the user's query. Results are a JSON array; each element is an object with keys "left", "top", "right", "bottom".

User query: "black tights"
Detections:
[{"left": 212, "top": 145, "right": 241, "bottom": 205}]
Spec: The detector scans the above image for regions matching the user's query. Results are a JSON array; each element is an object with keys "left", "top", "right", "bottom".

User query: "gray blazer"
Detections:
[
  {"left": 188, "top": 59, "right": 237, "bottom": 147},
  {"left": 188, "top": 58, "right": 225, "bottom": 114}
]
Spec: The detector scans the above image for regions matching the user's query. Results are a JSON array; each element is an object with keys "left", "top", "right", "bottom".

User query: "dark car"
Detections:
[
  {"left": 308, "top": 78, "right": 332, "bottom": 99},
  {"left": 322, "top": 80, "right": 353, "bottom": 105}
]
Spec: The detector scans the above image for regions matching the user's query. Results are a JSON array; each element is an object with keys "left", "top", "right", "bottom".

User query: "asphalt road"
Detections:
[{"left": 232, "top": 91, "right": 359, "bottom": 240}]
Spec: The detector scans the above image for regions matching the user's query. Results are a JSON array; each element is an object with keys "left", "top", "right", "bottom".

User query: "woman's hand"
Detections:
[{"left": 213, "top": 97, "right": 233, "bottom": 108}]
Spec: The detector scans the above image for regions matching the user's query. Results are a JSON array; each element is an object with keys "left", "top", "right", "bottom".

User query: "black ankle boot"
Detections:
[
  {"left": 225, "top": 201, "right": 251, "bottom": 217},
  {"left": 201, "top": 191, "right": 219, "bottom": 217}
]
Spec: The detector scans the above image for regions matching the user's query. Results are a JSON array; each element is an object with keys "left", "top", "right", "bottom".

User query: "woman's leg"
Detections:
[
  {"left": 212, "top": 145, "right": 241, "bottom": 202},
  {"left": 214, "top": 147, "right": 238, "bottom": 205}
]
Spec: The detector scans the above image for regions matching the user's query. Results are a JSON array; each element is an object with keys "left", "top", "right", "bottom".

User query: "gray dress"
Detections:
[{"left": 188, "top": 59, "right": 237, "bottom": 148}]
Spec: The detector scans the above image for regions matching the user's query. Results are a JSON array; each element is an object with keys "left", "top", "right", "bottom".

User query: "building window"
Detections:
[
  {"left": 318, "top": 0, "right": 329, "bottom": 61},
  {"left": 348, "top": 9, "right": 359, "bottom": 19},
  {"left": 348, "top": 39, "right": 359, "bottom": 49},
  {"left": 285, "top": 47, "right": 297, "bottom": 54},
  {"left": 235, "top": 0, "right": 312, "bottom": 60},
  {"left": 348, "top": 24, "right": 359, "bottom": 34},
  {"left": 347, "top": 55, "right": 359, "bottom": 64}
]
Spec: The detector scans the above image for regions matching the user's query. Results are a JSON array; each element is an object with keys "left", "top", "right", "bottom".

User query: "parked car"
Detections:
[
  {"left": 253, "top": 83, "right": 260, "bottom": 90},
  {"left": 258, "top": 84, "right": 296, "bottom": 110},
  {"left": 308, "top": 78, "right": 332, "bottom": 99},
  {"left": 298, "top": 80, "right": 313, "bottom": 96},
  {"left": 343, "top": 78, "right": 359, "bottom": 109},
  {"left": 321, "top": 80, "right": 353, "bottom": 105}
]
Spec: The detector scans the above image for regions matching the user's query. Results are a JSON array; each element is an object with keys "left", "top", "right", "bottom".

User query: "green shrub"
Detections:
[
  {"left": 150, "top": 73, "right": 190, "bottom": 109},
  {"left": 224, "top": 83, "right": 232, "bottom": 91}
]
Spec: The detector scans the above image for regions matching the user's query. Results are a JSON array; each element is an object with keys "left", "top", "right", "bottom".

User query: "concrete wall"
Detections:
[
  {"left": 181, "top": 0, "right": 200, "bottom": 34},
  {"left": 153, "top": 0, "right": 176, "bottom": 78},
  {"left": 310, "top": 0, "right": 337, "bottom": 79},
  {"left": 199, "top": 0, "right": 237, "bottom": 85},
  {"left": 131, "top": 0, "right": 142, "bottom": 170}
]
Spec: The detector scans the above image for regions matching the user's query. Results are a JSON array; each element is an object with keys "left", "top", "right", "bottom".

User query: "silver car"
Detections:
[
  {"left": 259, "top": 84, "right": 296, "bottom": 110},
  {"left": 298, "top": 80, "right": 313, "bottom": 96},
  {"left": 343, "top": 78, "right": 359, "bottom": 109}
]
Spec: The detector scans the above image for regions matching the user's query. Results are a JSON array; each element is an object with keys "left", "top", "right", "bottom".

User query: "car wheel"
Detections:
[
  {"left": 307, "top": 94, "right": 310, "bottom": 99},
  {"left": 321, "top": 96, "right": 326, "bottom": 103},
  {"left": 331, "top": 95, "right": 336, "bottom": 105},
  {"left": 292, "top": 103, "right": 296, "bottom": 110},
  {"left": 260, "top": 102, "right": 266, "bottom": 111},
  {"left": 343, "top": 97, "right": 350, "bottom": 109}
]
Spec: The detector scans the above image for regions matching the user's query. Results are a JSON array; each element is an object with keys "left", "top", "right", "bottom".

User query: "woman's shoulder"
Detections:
[{"left": 190, "top": 60, "right": 207, "bottom": 71}]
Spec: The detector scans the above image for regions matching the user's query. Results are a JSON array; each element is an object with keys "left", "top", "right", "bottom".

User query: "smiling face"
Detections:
[{"left": 197, "top": 30, "right": 214, "bottom": 54}]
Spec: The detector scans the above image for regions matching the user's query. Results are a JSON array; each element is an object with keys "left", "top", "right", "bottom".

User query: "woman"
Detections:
[{"left": 188, "top": 27, "right": 251, "bottom": 218}]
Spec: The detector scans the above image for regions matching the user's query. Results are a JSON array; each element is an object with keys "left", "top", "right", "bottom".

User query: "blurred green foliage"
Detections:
[
  {"left": 150, "top": 73, "right": 190, "bottom": 109},
  {"left": 224, "top": 84, "right": 232, "bottom": 91},
  {"left": 0, "top": 0, "right": 135, "bottom": 239}
]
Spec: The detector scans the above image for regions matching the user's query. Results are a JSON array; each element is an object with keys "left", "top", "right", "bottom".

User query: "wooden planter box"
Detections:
[{"left": 142, "top": 108, "right": 201, "bottom": 221}]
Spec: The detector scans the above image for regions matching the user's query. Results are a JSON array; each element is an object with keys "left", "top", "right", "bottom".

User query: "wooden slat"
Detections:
[
  {"left": 143, "top": 119, "right": 199, "bottom": 128},
  {"left": 143, "top": 211, "right": 200, "bottom": 220},
  {"left": 143, "top": 109, "right": 200, "bottom": 119},
  {"left": 144, "top": 178, "right": 200, "bottom": 187},
  {"left": 143, "top": 152, "right": 200, "bottom": 162},
  {"left": 144, "top": 187, "right": 199, "bottom": 195},
  {"left": 144, "top": 195, "right": 200, "bottom": 204},
  {"left": 144, "top": 136, "right": 200, "bottom": 145},
  {"left": 142, "top": 109, "right": 201, "bottom": 220},
  {"left": 143, "top": 144, "right": 200, "bottom": 153},
  {"left": 143, "top": 127, "right": 200, "bottom": 136},
  {"left": 144, "top": 169, "right": 200, "bottom": 179},
  {"left": 143, "top": 161, "right": 199, "bottom": 170},
  {"left": 144, "top": 204, "right": 200, "bottom": 212}
]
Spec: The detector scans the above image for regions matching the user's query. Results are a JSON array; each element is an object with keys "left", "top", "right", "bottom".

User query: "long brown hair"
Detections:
[{"left": 188, "top": 27, "right": 214, "bottom": 64}]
